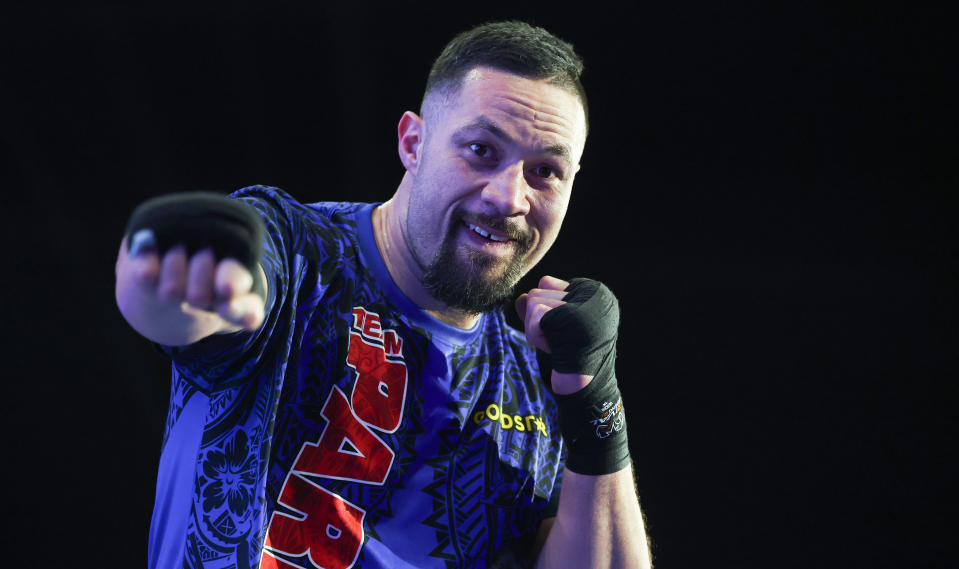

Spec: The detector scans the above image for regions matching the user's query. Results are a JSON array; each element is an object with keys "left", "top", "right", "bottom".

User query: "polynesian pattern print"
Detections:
[{"left": 149, "top": 186, "right": 565, "bottom": 569}]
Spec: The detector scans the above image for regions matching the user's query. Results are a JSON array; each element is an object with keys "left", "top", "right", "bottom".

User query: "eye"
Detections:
[
  {"left": 533, "top": 165, "right": 556, "bottom": 179},
  {"left": 469, "top": 142, "right": 492, "bottom": 158}
]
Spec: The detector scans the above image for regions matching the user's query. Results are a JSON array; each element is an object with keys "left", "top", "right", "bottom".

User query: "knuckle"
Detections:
[
  {"left": 131, "top": 263, "right": 155, "bottom": 283},
  {"left": 157, "top": 282, "right": 183, "bottom": 301},
  {"left": 188, "top": 253, "right": 211, "bottom": 273},
  {"left": 186, "top": 286, "right": 212, "bottom": 306},
  {"left": 164, "top": 246, "right": 186, "bottom": 262}
]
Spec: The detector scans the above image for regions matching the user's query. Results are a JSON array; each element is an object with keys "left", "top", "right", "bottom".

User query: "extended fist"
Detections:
[
  {"left": 117, "top": 238, "right": 265, "bottom": 330},
  {"left": 115, "top": 193, "right": 267, "bottom": 346}
]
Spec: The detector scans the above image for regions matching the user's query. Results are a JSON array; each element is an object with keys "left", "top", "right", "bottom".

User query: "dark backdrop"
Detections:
[{"left": 2, "top": 3, "right": 955, "bottom": 567}]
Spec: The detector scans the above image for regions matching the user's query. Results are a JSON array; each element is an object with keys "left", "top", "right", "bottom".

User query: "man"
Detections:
[{"left": 116, "top": 21, "right": 651, "bottom": 569}]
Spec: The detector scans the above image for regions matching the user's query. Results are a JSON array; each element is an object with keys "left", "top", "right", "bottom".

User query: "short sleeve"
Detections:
[{"left": 156, "top": 186, "right": 306, "bottom": 391}]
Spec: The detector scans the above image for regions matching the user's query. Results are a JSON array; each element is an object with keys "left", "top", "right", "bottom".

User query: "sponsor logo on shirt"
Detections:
[{"left": 471, "top": 403, "right": 548, "bottom": 436}]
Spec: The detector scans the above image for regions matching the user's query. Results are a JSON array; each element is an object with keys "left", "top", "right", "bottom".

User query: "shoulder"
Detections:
[
  {"left": 229, "top": 185, "right": 374, "bottom": 260},
  {"left": 229, "top": 185, "right": 366, "bottom": 229}
]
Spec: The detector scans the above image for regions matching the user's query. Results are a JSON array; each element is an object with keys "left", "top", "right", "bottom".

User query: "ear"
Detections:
[{"left": 397, "top": 111, "right": 424, "bottom": 174}]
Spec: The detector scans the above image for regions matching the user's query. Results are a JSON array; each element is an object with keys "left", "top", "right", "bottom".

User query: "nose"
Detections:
[{"left": 481, "top": 161, "right": 531, "bottom": 217}]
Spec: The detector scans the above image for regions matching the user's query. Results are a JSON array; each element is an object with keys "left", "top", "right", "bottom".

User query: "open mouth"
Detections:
[{"left": 465, "top": 222, "right": 509, "bottom": 243}]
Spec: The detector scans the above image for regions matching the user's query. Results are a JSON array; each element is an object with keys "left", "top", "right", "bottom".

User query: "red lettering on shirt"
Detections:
[
  {"left": 383, "top": 330, "right": 402, "bottom": 357},
  {"left": 291, "top": 386, "right": 394, "bottom": 484},
  {"left": 362, "top": 312, "right": 382, "bottom": 339},
  {"left": 264, "top": 308, "right": 408, "bottom": 567},
  {"left": 348, "top": 334, "right": 408, "bottom": 433},
  {"left": 261, "top": 474, "right": 366, "bottom": 569}
]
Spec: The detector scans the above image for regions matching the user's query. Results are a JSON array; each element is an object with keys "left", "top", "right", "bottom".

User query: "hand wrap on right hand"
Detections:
[
  {"left": 539, "top": 278, "right": 630, "bottom": 476},
  {"left": 125, "top": 192, "right": 266, "bottom": 298}
]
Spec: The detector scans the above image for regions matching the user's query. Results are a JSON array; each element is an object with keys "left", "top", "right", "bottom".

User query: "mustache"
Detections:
[{"left": 457, "top": 210, "right": 533, "bottom": 248}]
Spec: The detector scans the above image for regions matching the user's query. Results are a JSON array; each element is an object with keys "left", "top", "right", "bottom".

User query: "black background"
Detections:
[{"left": 2, "top": 2, "right": 955, "bottom": 567}]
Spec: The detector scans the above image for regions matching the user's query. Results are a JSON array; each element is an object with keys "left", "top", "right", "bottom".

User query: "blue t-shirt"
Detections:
[{"left": 148, "top": 186, "right": 565, "bottom": 569}]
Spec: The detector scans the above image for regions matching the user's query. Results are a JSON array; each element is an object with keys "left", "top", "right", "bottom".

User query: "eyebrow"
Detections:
[{"left": 457, "top": 115, "right": 573, "bottom": 168}]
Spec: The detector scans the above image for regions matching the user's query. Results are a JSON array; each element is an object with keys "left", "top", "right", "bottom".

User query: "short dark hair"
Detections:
[{"left": 423, "top": 21, "right": 588, "bottom": 129}]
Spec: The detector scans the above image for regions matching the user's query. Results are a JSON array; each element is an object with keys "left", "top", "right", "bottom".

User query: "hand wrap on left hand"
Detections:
[{"left": 540, "top": 278, "right": 630, "bottom": 476}]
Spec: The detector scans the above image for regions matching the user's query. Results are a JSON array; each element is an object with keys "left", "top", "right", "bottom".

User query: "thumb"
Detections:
[{"left": 217, "top": 292, "right": 265, "bottom": 331}]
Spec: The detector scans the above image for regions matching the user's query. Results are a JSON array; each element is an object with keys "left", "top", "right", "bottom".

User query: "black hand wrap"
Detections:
[
  {"left": 125, "top": 192, "right": 266, "bottom": 298},
  {"left": 539, "top": 278, "right": 630, "bottom": 475}
]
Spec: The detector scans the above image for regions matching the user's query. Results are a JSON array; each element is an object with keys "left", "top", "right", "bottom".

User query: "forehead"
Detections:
[{"left": 433, "top": 67, "right": 587, "bottom": 161}]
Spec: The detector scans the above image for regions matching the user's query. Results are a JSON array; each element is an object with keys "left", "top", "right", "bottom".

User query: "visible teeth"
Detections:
[
  {"left": 468, "top": 223, "right": 507, "bottom": 242},
  {"left": 468, "top": 223, "right": 490, "bottom": 238}
]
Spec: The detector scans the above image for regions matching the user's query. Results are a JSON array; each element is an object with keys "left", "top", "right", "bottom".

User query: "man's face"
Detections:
[{"left": 403, "top": 67, "right": 587, "bottom": 314}]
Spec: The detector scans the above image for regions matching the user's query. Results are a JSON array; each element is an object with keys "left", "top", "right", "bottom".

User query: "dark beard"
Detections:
[{"left": 422, "top": 215, "right": 531, "bottom": 315}]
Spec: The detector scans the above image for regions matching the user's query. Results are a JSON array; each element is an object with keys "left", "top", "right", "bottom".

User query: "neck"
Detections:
[{"left": 372, "top": 187, "right": 481, "bottom": 330}]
